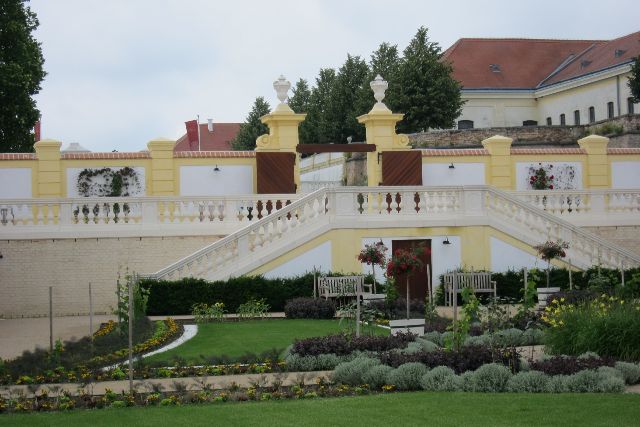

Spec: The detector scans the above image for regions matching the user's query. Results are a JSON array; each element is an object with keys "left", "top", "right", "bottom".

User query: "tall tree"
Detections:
[
  {"left": 288, "top": 78, "right": 315, "bottom": 144},
  {"left": 306, "top": 68, "right": 337, "bottom": 144},
  {"left": 394, "top": 27, "right": 463, "bottom": 133},
  {"left": 0, "top": 0, "right": 46, "bottom": 152},
  {"left": 629, "top": 56, "right": 640, "bottom": 103},
  {"left": 355, "top": 42, "right": 400, "bottom": 116},
  {"left": 326, "top": 54, "right": 369, "bottom": 142},
  {"left": 231, "top": 97, "right": 271, "bottom": 150}
]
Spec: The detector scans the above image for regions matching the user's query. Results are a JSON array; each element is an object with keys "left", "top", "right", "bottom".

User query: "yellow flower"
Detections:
[{"left": 560, "top": 297, "right": 566, "bottom": 303}]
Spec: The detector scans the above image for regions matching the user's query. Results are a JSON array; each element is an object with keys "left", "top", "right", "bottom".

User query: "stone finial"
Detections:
[
  {"left": 273, "top": 75, "right": 291, "bottom": 104},
  {"left": 369, "top": 75, "right": 391, "bottom": 112}
]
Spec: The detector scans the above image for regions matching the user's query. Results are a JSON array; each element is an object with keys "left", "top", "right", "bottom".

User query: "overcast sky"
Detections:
[{"left": 30, "top": 0, "right": 639, "bottom": 152}]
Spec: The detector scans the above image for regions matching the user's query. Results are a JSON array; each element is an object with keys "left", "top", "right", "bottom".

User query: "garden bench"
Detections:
[
  {"left": 443, "top": 272, "right": 497, "bottom": 306},
  {"left": 317, "top": 275, "right": 373, "bottom": 299}
]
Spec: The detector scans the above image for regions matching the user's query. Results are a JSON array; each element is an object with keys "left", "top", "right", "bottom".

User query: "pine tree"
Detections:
[
  {"left": 355, "top": 42, "right": 401, "bottom": 116},
  {"left": 394, "top": 27, "right": 464, "bottom": 133},
  {"left": 629, "top": 56, "right": 640, "bottom": 103},
  {"left": 0, "top": 0, "right": 46, "bottom": 152},
  {"left": 231, "top": 97, "right": 271, "bottom": 150},
  {"left": 306, "top": 68, "right": 337, "bottom": 144},
  {"left": 288, "top": 79, "right": 315, "bottom": 144}
]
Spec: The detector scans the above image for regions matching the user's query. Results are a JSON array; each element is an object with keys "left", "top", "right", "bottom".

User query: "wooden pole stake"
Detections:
[
  {"left": 523, "top": 267, "right": 528, "bottom": 304},
  {"left": 569, "top": 259, "right": 573, "bottom": 290},
  {"left": 49, "top": 286, "right": 53, "bottom": 352},
  {"left": 128, "top": 275, "right": 134, "bottom": 393},
  {"left": 356, "top": 282, "right": 361, "bottom": 338},
  {"left": 89, "top": 282, "right": 93, "bottom": 338}
]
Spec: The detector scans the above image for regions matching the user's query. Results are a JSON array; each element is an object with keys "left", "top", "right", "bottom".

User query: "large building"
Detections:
[{"left": 444, "top": 31, "right": 640, "bottom": 129}]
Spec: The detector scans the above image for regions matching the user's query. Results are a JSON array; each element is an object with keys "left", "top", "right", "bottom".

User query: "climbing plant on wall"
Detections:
[{"left": 76, "top": 167, "right": 141, "bottom": 197}]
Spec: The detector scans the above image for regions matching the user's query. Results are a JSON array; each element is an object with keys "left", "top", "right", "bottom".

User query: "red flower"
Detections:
[{"left": 549, "top": 185, "right": 554, "bottom": 189}]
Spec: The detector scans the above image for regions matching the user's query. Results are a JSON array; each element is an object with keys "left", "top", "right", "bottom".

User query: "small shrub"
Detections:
[
  {"left": 597, "top": 366, "right": 624, "bottom": 381},
  {"left": 521, "top": 328, "right": 544, "bottom": 346},
  {"left": 614, "top": 361, "right": 640, "bottom": 385},
  {"left": 529, "top": 355, "right": 614, "bottom": 376},
  {"left": 238, "top": 298, "right": 270, "bottom": 319},
  {"left": 464, "top": 335, "right": 491, "bottom": 347},
  {"left": 471, "top": 363, "right": 512, "bottom": 392},
  {"left": 420, "top": 366, "right": 460, "bottom": 391},
  {"left": 387, "top": 363, "right": 429, "bottom": 391},
  {"left": 460, "top": 371, "right": 475, "bottom": 392},
  {"left": 565, "top": 370, "right": 602, "bottom": 393},
  {"left": 415, "top": 338, "right": 440, "bottom": 352},
  {"left": 423, "top": 331, "right": 442, "bottom": 346},
  {"left": 577, "top": 352, "right": 601, "bottom": 360},
  {"left": 362, "top": 365, "right": 394, "bottom": 390},
  {"left": 285, "top": 354, "right": 319, "bottom": 372},
  {"left": 332, "top": 357, "right": 380, "bottom": 386},
  {"left": 506, "top": 371, "right": 549, "bottom": 393},
  {"left": 491, "top": 328, "right": 524, "bottom": 347},
  {"left": 545, "top": 375, "right": 569, "bottom": 393},
  {"left": 284, "top": 298, "right": 336, "bottom": 319},
  {"left": 315, "top": 353, "right": 344, "bottom": 371},
  {"left": 597, "top": 375, "right": 626, "bottom": 393},
  {"left": 292, "top": 333, "right": 415, "bottom": 357}
]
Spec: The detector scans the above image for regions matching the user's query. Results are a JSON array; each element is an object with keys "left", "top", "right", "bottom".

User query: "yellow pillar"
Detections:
[
  {"left": 255, "top": 97, "right": 306, "bottom": 192},
  {"left": 578, "top": 134, "right": 610, "bottom": 189},
  {"left": 357, "top": 100, "right": 409, "bottom": 187},
  {"left": 147, "top": 138, "right": 176, "bottom": 196},
  {"left": 34, "top": 139, "right": 63, "bottom": 197},
  {"left": 481, "top": 135, "right": 513, "bottom": 190}
]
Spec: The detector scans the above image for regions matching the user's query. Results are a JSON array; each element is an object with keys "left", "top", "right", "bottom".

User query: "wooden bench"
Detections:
[
  {"left": 317, "top": 275, "right": 373, "bottom": 299},
  {"left": 443, "top": 272, "right": 497, "bottom": 306}
]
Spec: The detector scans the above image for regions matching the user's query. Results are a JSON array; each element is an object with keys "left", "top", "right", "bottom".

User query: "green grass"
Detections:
[
  {"left": 145, "top": 319, "right": 387, "bottom": 364},
  {"left": 4, "top": 392, "right": 640, "bottom": 426}
]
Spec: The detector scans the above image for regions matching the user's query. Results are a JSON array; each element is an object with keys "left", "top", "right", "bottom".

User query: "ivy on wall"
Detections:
[{"left": 77, "top": 167, "right": 141, "bottom": 197}]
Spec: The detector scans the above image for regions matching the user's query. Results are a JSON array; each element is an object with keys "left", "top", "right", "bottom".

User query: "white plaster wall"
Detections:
[
  {"left": 457, "top": 103, "right": 495, "bottom": 128},
  {"left": 180, "top": 165, "right": 253, "bottom": 196},
  {"left": 0, "top": 168, "right": 31, "bottom": 198},
  {"left": 361, "top": 236, "right": 461, "bottom": 289},
  {"left": 66, "top": 167, "right": 146, "bottom": 197},
  {"left": 263, "top": 241, "right": 332, "bottom": 278},
  {"left": 300, "top": 164, "right": 344, "bottom": 183},
  {"left": 490, "top": 237, "right": 541, "bottom": 272},
  {"left": 504, "top": 106, "right": 539, "bottom": 126},
  {"left": 300, "top": 153, "right": 336, "bottom": 168},
  {"left": 537, "top": 76, "right": 623, "bottom": 124},
  {"left": 611, "top": 162, "right": 640, "bottom": 189},
  {"left": 515, "top": 162, "right": 582, "bottom": 190},
  {"left": 422, "top": 163, "right": 485, "bottom": 186}
]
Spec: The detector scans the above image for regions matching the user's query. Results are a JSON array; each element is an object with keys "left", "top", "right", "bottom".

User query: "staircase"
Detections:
[{"left": 144, "top": 186, "right": 640, "bottom": 281}]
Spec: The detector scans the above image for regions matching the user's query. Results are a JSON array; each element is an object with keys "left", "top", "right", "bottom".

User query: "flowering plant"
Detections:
[
  {"left": 386, "top": 247, "right": 426, "bottom": 278},
  {"left": 529, "top": 163, "right": 555, "bottom": 190},
  {"left": 357, "top": 241, "right": 387, "bottom": 266},
  {"left": 534, "top": 240, "right": 569, "bottom": 262}
]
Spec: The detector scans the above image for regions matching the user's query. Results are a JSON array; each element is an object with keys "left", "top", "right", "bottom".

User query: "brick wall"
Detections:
[
  {"left": 410, "top": 114, "right": 640, "bottom": 148},
  {"left": 0, "top": 236, "right": 220, "bottom": 318}
]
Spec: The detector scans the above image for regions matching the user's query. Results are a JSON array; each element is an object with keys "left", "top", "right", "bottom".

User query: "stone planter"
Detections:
[
  {"left": 389, "top": 319, "right": 425, "bottom": 336},
  {"left": 537, "top": 287, "right": 561, "bottom": 309}
]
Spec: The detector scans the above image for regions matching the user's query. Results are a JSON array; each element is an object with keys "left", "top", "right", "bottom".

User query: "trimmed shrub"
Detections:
[
  {"left": 292, "top": 333, "right": 415, "bottom": 357},
  {"left": 142, "top": 274, "right": 315, "bottom": 315},
  {"left": 420, "top": 366, "right": 461, "bottom": 391},
  {"left": 565, "top": 370, "right": 603, "bottom": 393},
  {"left": 423, "top": 331, "right": 442, "bottom": 346},
  {"left": 545, "top": 375, "right": 569, "bottom": 393},
  {"left": 470, "top": 363, "right": 512, "bottom": 392},
  {"left": 597, "top": 366, "right": 624, "bottom": 381},
  {"left": 464, "top": 335, "right": 491, "bottom": 347},
  {"left": 506, "top": 371, "right": 549, "bottom": 393},
  {"left": 521, "top": 328, "right": 544, "bottom": 346},
  {"left": 284, "top": 354, "right": 320, "bottom": 372},
  {"left": 614, "top": 361, "right": 640, "bottom": 385},
  {"left": 332, "top": 357, "right": 380, "bottom": 386},
  {"left": 460, "top": 371, "right": 475, "bottom": 392},
  {"left": 362, "top": 365, "right": 394, "bottom": 390},
  {"left": 491, "top": 328, "right": 524, "bottom": 347},
  {"left": 597, "top": 375, "right": 626, "bottom": 393},
  {"left": 387, "top": 363, "right": 429, "bottom": 391},
  {"left": 284, "top": 297, "right": 335, "bottom": 319},
  {"left": 415, "top": 338, "right": 440, "bottom": 352},
  {"left": 529, "top": 355, "right": 614, "bottom": 376}
]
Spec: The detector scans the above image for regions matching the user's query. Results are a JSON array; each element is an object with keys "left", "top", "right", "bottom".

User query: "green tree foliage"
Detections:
[
  {"left": 288, "top": 78, "right": 315, "bottom": 144},
  {"left": 394, "top": 27, "right": 464, "bottom": 133},
  {"left": 306, "top": 68, "right": 337, "bottom": 144},
  {"left": 0, "top": 0, "right": 46, "bottom": 152},
  {"left": 629, "top": 56, "right": 640, "bottom": 103},
  {"left": 231, "top": 97, "right": 271, "bottom": 150},
  {"left": 355, "top": 42, "right": 401, "bottom": 118},
  {"left": 326, "top": 54, "right": 369, "bottom": 143}
]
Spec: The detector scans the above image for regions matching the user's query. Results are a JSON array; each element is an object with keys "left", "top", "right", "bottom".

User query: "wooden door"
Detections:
[
  {"left": 391, "top": 239, "right": 431, "bottom": 302},
  {"left": 256, "top": 152, "right": 296, "bottom": 194},
  {"left": 381, "top": 151, "right": 422, "bottom": 186}
]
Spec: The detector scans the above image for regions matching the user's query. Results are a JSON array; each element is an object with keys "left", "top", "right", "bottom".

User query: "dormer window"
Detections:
[
  {"left": 489, "top": 64, "right": 501, "bottom": 73},
  {"left": 614, "top": 49, "right": 627, "bottom": 57},
  {"left": 580, "top": 60, "right": 592, "bottom": 68}
]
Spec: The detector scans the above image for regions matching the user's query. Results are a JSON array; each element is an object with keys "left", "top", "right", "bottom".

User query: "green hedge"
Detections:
[{"left": 141, "top": 274, "right": 316, "bottom": 315}]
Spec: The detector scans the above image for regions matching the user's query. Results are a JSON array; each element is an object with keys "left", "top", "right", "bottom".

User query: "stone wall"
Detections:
[
  {"left": 410, "top": 114, "right": 640, "bottom": 148},
  {"left": 584, "top": 226, "right": 640, "bottom": 257},
  {"left": 0, "top": 235, "right": 220, "bottom": 318},
  {"left": 344, "top": 153, "right": 367, "bottom": 186}
]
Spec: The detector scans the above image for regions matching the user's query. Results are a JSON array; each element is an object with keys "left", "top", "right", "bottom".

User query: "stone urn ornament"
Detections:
[
  {"left": 370, "top": 75, "right": 390, "bottom": 112},
  {"left": 273, "top": 75, "right": 291, "bottom": 105}
]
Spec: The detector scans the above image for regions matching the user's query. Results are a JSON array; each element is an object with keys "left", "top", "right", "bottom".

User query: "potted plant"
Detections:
[
  {"left": 357, "top": 241, "right": 387, "bottom": 294},
  {"left": 386, "top": 246, "right": 427, "bottom": 333},
  {"left": 534, "top": 240, "right": 569, "bottom": 305}
]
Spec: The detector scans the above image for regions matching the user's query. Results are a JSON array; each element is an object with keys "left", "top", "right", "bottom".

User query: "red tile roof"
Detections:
[
  {"left": 542, "top": 31, "right": 640, "bottom": 86},
  {"left": 174, "top": 123, "right": 241, "bottom": 151},
  {"left": 61, "top": 152, "right": 150, "bottom": 159},
  {"left": 174, "top": 151, "right": 255, "bottom": 158},
  {"left": 421, "top": 148, "right": 488, "bottom": 156},
  {"left": 511, "top": 148, "right": 585, "bottom": 155},
  {"left": 608, "top": 148, "right": 640, "bottom": 155},
  {"left": 0, "top": 153, "right": 36, "bottom": 160}
]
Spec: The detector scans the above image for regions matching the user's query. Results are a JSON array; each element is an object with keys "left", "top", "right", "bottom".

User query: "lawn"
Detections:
[
  {"left": 4, "top": 392, "right": 640, "bottom": 426},
  {"left": 145, "top": 319, "right": 387, "bottom": 364}
]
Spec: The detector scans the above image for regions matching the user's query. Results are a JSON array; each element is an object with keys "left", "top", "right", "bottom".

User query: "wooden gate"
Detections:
[
  {"left": 381, "top": 151, "right": 422, "bottom": 186},
  {"left": 391, "top": 239, "right": 431, "bottom": 302},
  {"left": 256, "top": 152, "right": 296, "bottom": 194}
]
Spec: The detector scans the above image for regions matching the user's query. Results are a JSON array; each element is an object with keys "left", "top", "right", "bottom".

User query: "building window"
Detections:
[
  {"left": 560, "top": 114, "right": 566, "bottom": 125},
  {"left": 522, "top": 120, "right": 538, "bottom": 126},
  {"left": 458, "top": 120, "right": 474, "bottom": 130},
  {"left": 607, "top": 102, "right": 614, "bottom": 119},
  {"left": 574, "top": 110, "right": 580, "bottom": 125},
  {"left": 629, "top": 98, "right": 636, "bottom": 115},
  {"left": 546, "top": 117, "right": 552, "bottom": 126},
  {"left": 589, "top": 106, "right": 595, "bottom": 123}
]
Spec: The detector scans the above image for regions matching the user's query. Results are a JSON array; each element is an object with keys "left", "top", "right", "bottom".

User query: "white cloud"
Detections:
[{"left": 28, "top": 0, "right": 640, "bottom": 152}]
